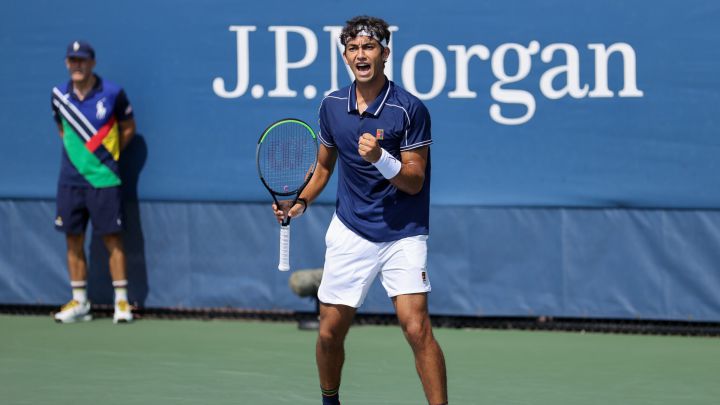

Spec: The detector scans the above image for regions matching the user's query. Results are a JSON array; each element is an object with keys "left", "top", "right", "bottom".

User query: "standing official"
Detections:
[{"left": 51, "top": 41, "right": 136, "bottom": 324}]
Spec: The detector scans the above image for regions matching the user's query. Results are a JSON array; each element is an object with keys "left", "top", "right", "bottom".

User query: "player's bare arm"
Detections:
[
  {"left": 358, "top": 133, "right": 427, "bottom": 195},
  {"left": 119, "top": 118, "right": 136, "bottom": 151},
  {"left": 272, "top": 143, "right": 337, "bottom": 224}
]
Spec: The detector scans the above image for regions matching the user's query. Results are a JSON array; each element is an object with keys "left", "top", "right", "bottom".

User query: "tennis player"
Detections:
[{"left": 273, "top": 15, "right": 448, "bottom": 405}]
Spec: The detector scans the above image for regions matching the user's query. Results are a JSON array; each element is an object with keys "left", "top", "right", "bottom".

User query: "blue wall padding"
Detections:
[{"left": 2, "top": 200, "right": 718, "bottom": 321}]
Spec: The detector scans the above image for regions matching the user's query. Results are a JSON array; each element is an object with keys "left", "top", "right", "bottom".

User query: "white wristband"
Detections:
[{"left": 372, "top": 148, "right": 401, "bottom": 179}]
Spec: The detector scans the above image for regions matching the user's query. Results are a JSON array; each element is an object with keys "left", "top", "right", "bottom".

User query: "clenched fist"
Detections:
[{"left": 358, "top": 133, "right": 382, "bottom": 163}]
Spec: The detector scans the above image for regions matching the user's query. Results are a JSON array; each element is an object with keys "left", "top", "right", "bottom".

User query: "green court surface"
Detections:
[{"left": 1, "top": 315, "right": 718, "bottom": 405}]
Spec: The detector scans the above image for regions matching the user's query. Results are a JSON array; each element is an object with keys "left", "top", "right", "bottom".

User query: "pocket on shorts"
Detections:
[
  {"left": 325, "top": 215, "right": 339, "bottom": 248},
  {"left": 325, "top": 215, "right": 372, "bottom": 255},
  {"left": 325, "top": 215, "right": 351, "bottom": 250}
]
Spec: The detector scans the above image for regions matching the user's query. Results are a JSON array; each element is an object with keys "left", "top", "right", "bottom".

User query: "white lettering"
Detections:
[
  {"left": 490, "top": 41, "right": 540, "bottom": 125},
  {"left": 540, "top": 43, "right": 589, "bottom": 99},
  {"left": 214, "top": 25, "right": 645, "bottom": 125},
  {"left": 212, "top": 26, "right": 256, "bottom": 98},
  {"left": 402, "top": 44, "right": 447, "bottom": 100},
  {"left": 447, "top": 45, "right": 490, "bottom": 98},
  {"left": 323, "top": 26, "right": 354, "bottom": 96},
  {"left": 268, "top": 26, "right": 318, "bottom": 97},
  {"left": 588, "top": 43, "right": 644, "bottom": 98},
  {"left": 385, "top": 26, "right": 399, "bottom": 82}
]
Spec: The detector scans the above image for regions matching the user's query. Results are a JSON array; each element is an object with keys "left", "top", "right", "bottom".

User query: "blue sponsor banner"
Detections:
[{"left": 1, "top": 0, "right": 719, "bottom": 207}]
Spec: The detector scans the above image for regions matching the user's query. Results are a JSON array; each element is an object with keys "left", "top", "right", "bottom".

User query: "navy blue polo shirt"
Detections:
[
  {"left": 51, "top": 75, "right": 133, "bottom": 188},
  {"left": 318, "top": 79, "right": 432, "bottom": 242}
]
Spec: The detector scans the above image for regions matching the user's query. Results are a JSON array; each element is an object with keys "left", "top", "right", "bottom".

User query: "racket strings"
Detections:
[{"left": 259, "top": 123, "right": 317, "bottom": 194}]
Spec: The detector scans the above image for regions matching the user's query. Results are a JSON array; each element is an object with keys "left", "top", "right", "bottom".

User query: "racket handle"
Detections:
[{"left": 278, "top": 224, "right": 290, "bottom": 271}]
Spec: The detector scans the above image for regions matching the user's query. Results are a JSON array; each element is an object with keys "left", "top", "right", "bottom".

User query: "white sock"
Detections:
[
  {"left": 71, "top": 281, "right": 87, "bottom": 303},
  {"left": 113, "top": 280, "right": 128, "bottom": 304}
]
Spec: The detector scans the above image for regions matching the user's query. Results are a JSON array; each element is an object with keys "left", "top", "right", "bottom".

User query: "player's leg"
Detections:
[
  {"left": 316, "top": 303, "right": 356, "bottom": 404},
  {"left": 54, "top": 232, "right": 93, "bottom": 323},
  {"left": 53, "top": 232, "right": 93, "bottom": 322},
  {"left": 102, "top": 233, "right": 127, "bottom": 283},
  {"left": 89, "top": 186, "right": 132, "bottom": 323},
  {"left": 66, "top": 232, "right": 87, "bottom": 282},
  {"left": 54, "top": 186, "right": 92, "bottom": 323},
  {"left": 88, "top": 186, "right": 125, "bottom": 281},
  {"left": 316, "top": 214, "right": 380, "bottom": 404},
  {"left": 101, "top": 233, "right": 132, "bottom": 323},
  {"left": 378, "top": 234, "right": 446, "bottom": 404},
  {"left": 393, "top": 293, "right": 447, "bottom": 405},
  {"left": 56, "top": 185, "right": 90, "bottom": 284}
]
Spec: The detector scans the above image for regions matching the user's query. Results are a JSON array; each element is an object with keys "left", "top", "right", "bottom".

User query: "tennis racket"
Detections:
[{"left": 256, "top": 118, "right": 318, "bottom": 271}]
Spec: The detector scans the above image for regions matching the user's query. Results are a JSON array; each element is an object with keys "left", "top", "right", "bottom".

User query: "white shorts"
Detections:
[{"left": 317, "top": 214, "right": 431, "bottom": 308}]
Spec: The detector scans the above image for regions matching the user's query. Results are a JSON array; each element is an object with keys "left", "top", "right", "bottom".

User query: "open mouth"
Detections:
[{"left": 356, "top": 63, "right": 371, "bottom": 74}]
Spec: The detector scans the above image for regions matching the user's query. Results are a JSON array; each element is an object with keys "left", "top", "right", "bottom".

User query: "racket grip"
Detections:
[{"left": 278, "top": 224, "right": 290, "bottom": 271}]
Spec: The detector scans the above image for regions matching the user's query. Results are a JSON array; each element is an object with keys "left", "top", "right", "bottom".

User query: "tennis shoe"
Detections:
[
  {"left": 54, "top": 299, "right": 92, "bottom": 323},
  {"left": 113, "top": 299, "right": 133, "bottom": 324}
]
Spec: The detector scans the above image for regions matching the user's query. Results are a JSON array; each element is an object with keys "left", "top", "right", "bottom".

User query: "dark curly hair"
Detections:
[{"left": 340, "top": 15, "right": 391, "bottom": 47}]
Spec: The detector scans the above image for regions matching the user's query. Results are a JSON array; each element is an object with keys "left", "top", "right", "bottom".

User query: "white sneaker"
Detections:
[
  {"left": 54, "top": 300, "right": 92, "bottom": 323},
  {"left": 113, "top": 300, "right": 133, "bottom": 324}
]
